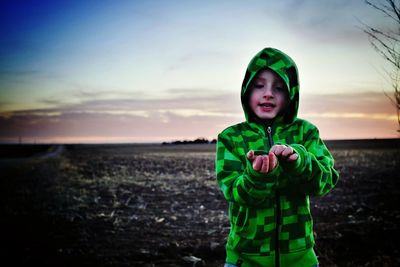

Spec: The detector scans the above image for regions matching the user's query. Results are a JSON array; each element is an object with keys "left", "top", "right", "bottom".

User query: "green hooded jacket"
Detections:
[{"left": 215, "top": 47, "right": 340, "bottom": 267}]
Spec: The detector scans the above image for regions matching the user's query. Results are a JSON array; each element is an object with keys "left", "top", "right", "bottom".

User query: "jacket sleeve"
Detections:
[
  {"left": 216, "top": 130, "right": 282, "bottom": 207},
  {"left": 277, "top": 125, "right": 340, "bottom": 197}
]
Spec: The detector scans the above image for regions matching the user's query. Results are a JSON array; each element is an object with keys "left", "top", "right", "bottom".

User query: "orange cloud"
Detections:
[{"left": 0, "top": 91, "right": 397, "bottom": 143}]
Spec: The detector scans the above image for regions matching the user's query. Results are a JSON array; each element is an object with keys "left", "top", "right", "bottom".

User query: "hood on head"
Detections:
[{"left": 240, "top": 47, "right": 300, "bottom": 125}]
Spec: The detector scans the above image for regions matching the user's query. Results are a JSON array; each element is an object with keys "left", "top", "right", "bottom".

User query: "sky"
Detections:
[{"left": 0, "top": 0, "right": 398, "bottom": 144}]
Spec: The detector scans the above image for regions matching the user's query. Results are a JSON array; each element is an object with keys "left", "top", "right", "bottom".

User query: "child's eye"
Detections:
[{"left": 254, "top": 84, "right": 264, "bottom": 89}]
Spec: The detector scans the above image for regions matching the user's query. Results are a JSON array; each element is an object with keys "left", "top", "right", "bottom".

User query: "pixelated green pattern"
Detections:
[
  {"left": 216, "top": 118, "right": 339, "bottom": 255},
  {"left": 215, "top": 47, "right": 339, "bottom": 261},
  {"left": 241, "top": 47, "right": 300, "bottom": 123}
]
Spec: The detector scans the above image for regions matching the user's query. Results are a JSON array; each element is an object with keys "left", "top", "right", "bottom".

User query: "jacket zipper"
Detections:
[
  {"left": 266, "top": 125, "right": 280, "bottom": 267},
  {"left": 266, "top": 126, "right": 273, "bottom": 148}
]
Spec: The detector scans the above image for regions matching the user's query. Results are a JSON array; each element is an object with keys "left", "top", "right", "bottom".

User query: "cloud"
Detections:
[
  {"left": 34, "top": 88, "right": 240, "bottom": 114},
  {"left": 0, "top": 90, "right": 397, "bottom": 143},
  {"left": 0, "top": 100, "right": 13, "bottom": 108},
  {"left": 299, "top": 91, "right": 398, "bottom": 139},
  {"left": 72, "top": 88, "right": 143, "bottom": 99},
  {"left": 303, "top": 112, "right": 396, "bottom": 121},
  {"left": 299, "top": 91, "right": 396, "bottom": 115},
  {"left": 0, "top": 88, "right": 242, "bottom": 143},
  {"left": 272, "top": 0, "right": 378, "bottom": 43},
  {"left": 0, "top": 107, "right": 236, "bottom": 144}
]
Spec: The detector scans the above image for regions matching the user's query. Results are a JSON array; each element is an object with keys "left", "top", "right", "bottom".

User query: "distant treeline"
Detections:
[
  {"left": 161, "top": 137, "right": 400, "bottom": 148},
  {"left": 162, "top": 137, "right": 217, "bottom": 145}
]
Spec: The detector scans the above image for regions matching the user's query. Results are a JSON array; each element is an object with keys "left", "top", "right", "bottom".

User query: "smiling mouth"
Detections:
[{"left": 259, "top": 103, "right": 276, "bottom": 107}]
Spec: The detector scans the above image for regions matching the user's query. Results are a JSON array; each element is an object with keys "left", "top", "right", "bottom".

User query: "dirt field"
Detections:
[{"left": 1, "top": 141, "right": 399, "bottom": 266}]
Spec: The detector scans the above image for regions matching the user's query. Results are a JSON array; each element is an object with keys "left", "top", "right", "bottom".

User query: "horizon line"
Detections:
[{"left": 1, "top": 137, "right": 399, "bottom": 146}]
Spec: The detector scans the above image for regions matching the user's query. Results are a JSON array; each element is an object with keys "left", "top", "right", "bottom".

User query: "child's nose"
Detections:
[{"left": 262, "top": 86, "right": 274, "bottom": 98}]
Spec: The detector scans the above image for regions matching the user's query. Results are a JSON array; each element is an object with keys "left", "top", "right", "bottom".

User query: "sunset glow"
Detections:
[{"left": 0, "top": 1, "right": 398, "bottom": 144}]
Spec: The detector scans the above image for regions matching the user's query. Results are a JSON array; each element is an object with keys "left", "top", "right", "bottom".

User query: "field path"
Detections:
[{"left": 0, "top": 144, "right": 64, "bottom": 168}]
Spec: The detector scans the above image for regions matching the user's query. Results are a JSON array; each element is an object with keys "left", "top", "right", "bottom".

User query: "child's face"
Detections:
[{"left": 248, "top": 69, "right": 289, "bottom": 121}]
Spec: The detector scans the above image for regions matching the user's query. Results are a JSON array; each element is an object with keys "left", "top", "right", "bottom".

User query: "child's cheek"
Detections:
[{"left": 249, "top": 93, "right": 258, "bottom": 110}]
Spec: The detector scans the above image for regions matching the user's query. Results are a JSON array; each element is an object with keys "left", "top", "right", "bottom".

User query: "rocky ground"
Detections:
[{"left": 0, "top": 142, "right": 399, "bottom": 266}]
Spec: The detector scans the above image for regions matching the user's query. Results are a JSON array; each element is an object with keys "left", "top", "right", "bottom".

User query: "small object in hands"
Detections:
[
  {"left": 247, "top": 149, "right": 277, "bottom": 173},
  {"left": 270, "top": 144, "right": 298, "bottom": 162}
]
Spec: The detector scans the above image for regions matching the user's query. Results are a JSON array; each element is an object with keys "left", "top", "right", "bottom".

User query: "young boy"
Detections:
[{"left": 215, "top": 47, "right": 339, "bottom": 267}]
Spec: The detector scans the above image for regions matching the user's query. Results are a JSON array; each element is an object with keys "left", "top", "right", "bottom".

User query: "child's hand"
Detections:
[
  {"left": 269, "top": 144, "right": 299, "bottom": 162},
  {"left": 246, "top": 150, "right": 278, "bottom": 174}
]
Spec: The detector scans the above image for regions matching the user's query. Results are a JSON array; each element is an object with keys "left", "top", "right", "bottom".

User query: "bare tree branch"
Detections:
[
  {"left": 362, "top": 0, "right": 400, "bottom": 133},
  {"left": 365, "top": 0, "right": 400, "bottom": 23},
  {"left": 387, "top": 0, "right": 400, "bottom": 21},
  {"left": 365, "top": 29, "right": 398, "bottom": 66}
]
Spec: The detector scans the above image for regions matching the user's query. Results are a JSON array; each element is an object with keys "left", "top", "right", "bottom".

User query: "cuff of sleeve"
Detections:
[
  {"left": 281, "top": 144, "right": 308, "bottom": 176},
  {"left": 245, "top": 150, "right": 281, "bottom": 182}
]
